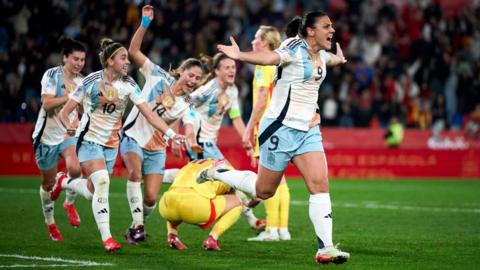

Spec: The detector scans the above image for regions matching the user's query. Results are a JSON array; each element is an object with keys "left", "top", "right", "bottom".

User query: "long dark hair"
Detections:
[
  {"left": 285, "top": 11, "right": 328, "bottom": 38},
  {"left": 169, "top": 58, "right": 207, "bottom": 80},
  {"left": 58, "top": 36, "right": 86, "bottom": 56}
]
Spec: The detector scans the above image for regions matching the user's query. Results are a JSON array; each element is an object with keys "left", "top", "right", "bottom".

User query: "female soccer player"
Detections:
[
  {"left": 211, "top": 11, "right": 350, "bottom": 264},
  {"left": 243, "top": 25, "right": 291, "bottom": 242},
  {"left": 32, "top": 36, "right": 85, "bottom": 241},
  {"left": 159, "top": 159, "right": 244, "bottom": 251},
  {"left": 121, "top": 5, "right": 204, "bottom": 244},
  {"left": 55, "top": 37, "right": 184, "bottom": 252}
]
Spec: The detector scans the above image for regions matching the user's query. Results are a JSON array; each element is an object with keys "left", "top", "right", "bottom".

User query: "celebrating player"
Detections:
[
  {"left": 121, "top": 5, "right": 204, "bottom": 244},
  {"left": 210, "top": 11, "right": 350, "bottom": 264},
  {"left": 159, "top": 159, "right": 244, "bottom": 251},
  {"left": 54, "top": 37, "right": 185, "bottom": 252},
  {"left": 32, "top": 36, "right": 85, "bottom": 241}
]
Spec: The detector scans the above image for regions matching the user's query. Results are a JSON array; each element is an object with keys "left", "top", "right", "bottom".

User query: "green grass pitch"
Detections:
[{"left": 0, "top": 177, "right": 479, "bottom": 269}]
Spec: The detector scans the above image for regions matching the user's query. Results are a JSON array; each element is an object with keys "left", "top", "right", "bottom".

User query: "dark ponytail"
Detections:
[
  {"left": 285, "top": 16, "right": 302, "bottom": 38},
  {"left": 301, "top": 11, "right": 328, "bottom": 37},
  {"left": 98, "top": 38, "right": 124, "bottom": 68},
  {"left": 58, "top": 36, "right": 86, "bottom": 57}
]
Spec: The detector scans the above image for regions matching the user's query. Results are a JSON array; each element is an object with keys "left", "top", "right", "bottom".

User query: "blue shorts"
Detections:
[
  {"left": 34, "top": 137, "right": 77, "bottom": 171},
  {"left": 77, "top": 140, "right": 118, "bottom": 174},
  {"left": 186, "top": 141, "right": 224, "bottom": 161},
  {"left": 120, "top": 136, "right": 166, "bottom": 175},
  {"left": 258, "top": 118, "right": 324, "bottom": 171}
]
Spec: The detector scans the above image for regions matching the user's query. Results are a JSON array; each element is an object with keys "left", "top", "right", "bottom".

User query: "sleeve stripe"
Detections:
[
  {"left": 286, "top": 39, "right": 302, "bottom": 49},
  {"left": 286, "top": 38, "right": 301, "bottom": 48}
]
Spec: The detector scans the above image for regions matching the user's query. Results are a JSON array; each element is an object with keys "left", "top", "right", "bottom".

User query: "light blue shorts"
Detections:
[
  {"left": 120, "top": 136, "right": 166, "bottom": 175},
  {"left": 77, "top": 140, "right": 118, "bottom": 174},
  {"left": 34, "top": 137, "right": 77, "bottom": 171},
  {"left": 258, "top": 118, "right": 324, "bottom": 171},
  {"left": 186, "top": 141, "right": 224, "bottom": 161}
]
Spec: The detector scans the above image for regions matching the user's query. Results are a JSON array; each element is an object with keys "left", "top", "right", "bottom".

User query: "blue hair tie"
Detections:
[{"left": 141, "top": 16, "right": 151, "bottom": 28}]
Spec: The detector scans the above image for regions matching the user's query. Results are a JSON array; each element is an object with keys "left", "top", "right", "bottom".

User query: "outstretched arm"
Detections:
[
  {"left": 128, "top": 5, "right": 154, "bottom": 68},
  {"left": 217, "top": 37, "right": 281, "bottom": 66},
  {"left": 327, "top": 43, "right": 347, "bottom": 66}
]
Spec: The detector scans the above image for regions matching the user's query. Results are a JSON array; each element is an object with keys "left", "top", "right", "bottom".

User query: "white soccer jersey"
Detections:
[
  {"left": 191, "top": 79, "right": 241, "bottom": 143},
  {"left": 70, "top": 70, "right": 144, "bottom": 148},
  {"left": 265, "top": 37, "right": 332, "bottom": 131},
  {"left": 32, "top": 66, "right": 83, "bottom": 146},
  {"left": 123, "top": 58, "right": 196, "bottom": 151}
]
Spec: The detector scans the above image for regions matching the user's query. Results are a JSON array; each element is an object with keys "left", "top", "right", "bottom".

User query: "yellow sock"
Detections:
[
  {"left": 211, "top": 205, "right": 242, "bottom": 238},
  {"left": 278, "top": 183, "right": 290, "bottom": 229},
  {"left": 264, "top": 187, "right": 281, "bottom": 228},
  {"left": 167, "top": 221, "right": 179, "bottom": 235}
]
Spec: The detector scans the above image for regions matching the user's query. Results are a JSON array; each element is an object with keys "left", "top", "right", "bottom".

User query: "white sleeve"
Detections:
[
  {"left": 41, "top": 70, "right": 57, "bottom": 96},
  {"left": 139, "top": 58, "right": 170, "bottom": 81},
  {"left": 69, "top": 83, "right": 85, "bottom": 103},
  {"left": 128, "top": 83, "right": 145, "bottom": 105},
  {"left": 274, "top": 38, "right": 298, "bottom": 66},
  {"left": 320, "top": 50, "right": 332, "bottom": 65}
]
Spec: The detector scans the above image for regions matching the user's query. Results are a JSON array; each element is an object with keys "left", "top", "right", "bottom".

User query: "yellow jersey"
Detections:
[
  {"left": 252, "top": 65, "right": 276, "bottom": 156},
  {"left": 169, "top": 159, "right": 231, "bottom": 199}
]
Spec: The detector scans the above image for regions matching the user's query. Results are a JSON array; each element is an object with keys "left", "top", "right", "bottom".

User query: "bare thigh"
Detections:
[
  {"left": 255, "top": 165, "right": 285, "bottom": 200},
  {"left": 292, "top": 151, "right": 329, "bottom": 194},
  {"left": 61, "top": 145, "right": 82, "bottom": 178}
]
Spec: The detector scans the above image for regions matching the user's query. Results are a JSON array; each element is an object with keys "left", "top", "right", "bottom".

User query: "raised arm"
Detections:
[
  {"left": 327, "top": 43, "right": 347, "bottom": 66},
  {"left": 218, "top": 37, "right": 280, "bottom": 66},
  {"left": 128, "top": 5, "right": 154, "bottom": 68}
]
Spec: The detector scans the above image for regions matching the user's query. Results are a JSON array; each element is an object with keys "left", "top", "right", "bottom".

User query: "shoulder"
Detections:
[
  {"left": 44, "top": 66, "right": 63, "bottom": 78},
  {"left": 121, "top": 75, "right": 138, "bottom": 88},
  {"left": 82, "top": 71, "right": 102, "bottom": 87},
  {"left": 280, "top": 37, "right": 303, "bottom": 50}
]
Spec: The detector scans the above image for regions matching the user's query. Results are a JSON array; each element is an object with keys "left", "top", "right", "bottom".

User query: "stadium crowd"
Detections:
[{"left": 1, "top": 0, "right": 479, "bottom": 131}]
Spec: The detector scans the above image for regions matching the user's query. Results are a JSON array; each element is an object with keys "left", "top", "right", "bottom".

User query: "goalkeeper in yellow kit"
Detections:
[{"left": 159, "top": 159, "right": 244, "bottom": 251}]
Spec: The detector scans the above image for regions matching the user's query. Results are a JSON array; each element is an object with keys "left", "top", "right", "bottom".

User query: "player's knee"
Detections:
[
  {"left": 90, "top": 169, "right": 110, "bottom": 196},
  {"left": 143, "top": 194, "right": 157, "bottom": 207},
  {"left": 256, "top": 186, "right": 276, "bottom": 200},
  {"left": 127, "top": 170, "right": 142, "bottom": 182},
  {"left": 67, "top": 164, "right": 82, "bottom": 178}
]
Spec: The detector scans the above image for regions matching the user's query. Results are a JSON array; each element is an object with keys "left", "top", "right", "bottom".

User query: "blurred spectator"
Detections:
[
  {"left": 0, "top": 0, "right": 479, "bottom": 131},
  {"left": 384, "top": 116, "right": 404, "bottom": 148},
  {"left": 465, "top": 104, "right": 480, "bottom": 140}
]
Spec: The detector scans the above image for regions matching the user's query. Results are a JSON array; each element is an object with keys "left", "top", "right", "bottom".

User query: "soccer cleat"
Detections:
[
  {"left": 125, "top": 225, "right": 146, "bottom": 245},
  {"left": 315, "top": 246, "right": 350, "bottom": 264},
  {"left": 103, "top": 237, "right": 121, "bottom": 252},
  {"left": 196, "top": 159, "right": 229, "bottom": 184},
  {"left": 252, "top": 219, "right": 266, "bottom": 233},
  {"left": 202, "top": 235, "right": 221, "bottom": 251},
  {"left": 279, "top": 230, "right": 291, "bottom": 241},
  {"left": 47, "top": 224, "right": 63, "bottom": 241},
  {"left": 50, "top": 172, "right": 67, "bottom": 201},
  {"left": 63, "top": 202, "right": 80, "bottom": 227},
  {"left": 167, "top": 233, "right": 187, "bottom": 250},
  {"left": 247, "top": 230, "right": 279, "bottom": 241}
]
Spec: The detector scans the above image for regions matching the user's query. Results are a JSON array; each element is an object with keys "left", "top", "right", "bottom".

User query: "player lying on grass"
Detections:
[{"left": 159, "top": 158, "right": 258, "bottom": 251}]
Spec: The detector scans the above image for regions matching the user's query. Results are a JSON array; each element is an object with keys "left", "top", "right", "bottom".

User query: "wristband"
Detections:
[
  {"left": 163, "top": 128, "right": 176, "bottom": 141},
  {"left": 141, "top": 16, "right": 151, "bottom": 28}
]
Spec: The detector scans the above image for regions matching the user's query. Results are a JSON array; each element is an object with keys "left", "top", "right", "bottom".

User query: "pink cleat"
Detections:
[
  {"left": 202, "top": 235, "right": 221, "bottom": 251},
  {"left": 63, "top": 202, "right": 80, "bottom": 227},
  {"left": 47, "top": 224, "right": 63, "bottom": 241},
  {"left": 167, "top": 233, "right": 187, "bottom": 250}
]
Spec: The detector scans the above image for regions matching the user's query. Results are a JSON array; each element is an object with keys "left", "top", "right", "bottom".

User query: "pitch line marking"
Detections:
[
  {"left": 0, "top": 254, "right": 113, "bottom": 268},
  {"left": 1, "top": 187, "right": 479, "bottom": 213},
  {"left": 290, "top": 200, "right": 480, "bottom": 214}
]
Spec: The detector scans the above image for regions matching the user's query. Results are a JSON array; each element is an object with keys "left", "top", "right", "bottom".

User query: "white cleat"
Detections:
[
  {"left": 315, "top": 246, "right": 350, "bottom": 264},
  {"left": 279, "top": 230, "right": 291, "bottom": 241},
  {"left": 247, "top": 231, "right": 280, "bottom": 241},
  {"left": 196, "top": 159, "right": 229, "bottom": 184}
]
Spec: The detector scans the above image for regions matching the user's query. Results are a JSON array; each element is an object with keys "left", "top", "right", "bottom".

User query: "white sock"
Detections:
[
  {"left": 127, "top": 180, "right": 143, "bottom": 227},
  {"left": 90, "top": 170, "right": 111, "bottom": 241},
  {"left": 267, "top": 226, "right": 279, "bottom": 235},
  {"left": 40, "top": 187, "right": 55, "bottom": 225},
  {"left": 213, "top": 170, "right": 257, "bottom": 197},
  {"left": 279, "top": 227, "right": 289, "bottom": 234},
  {"left": 163, "top": 168, "right": 180, "bottom": 184},
  {"left": 64, "top": 173, "right": 78, "bottom": 204},
  {"left": 309, "top": 193, "right": 333, "bottom": 249},
  {"left": 143, "top": 202, "right": 157, "bottom": 222},
  {"left": 242, "top": 206, "right": 258, "bottom": 227},
  {"left": 62, "top": 177, "right": 93, "bottom": 200}
]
